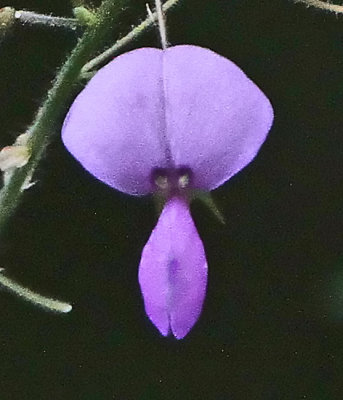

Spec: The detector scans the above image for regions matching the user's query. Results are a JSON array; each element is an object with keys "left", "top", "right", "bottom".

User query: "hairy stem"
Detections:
[
  {"left": 155, "top": 0, "right": 168, "bottom": 49},
  {"left": 0, "top": 270, "right": 72, "bottom": 313},
  {"left": 0, "top": 7, "right": 80, "bottom": 35},
  {"left": 81, "top": 0, "right": 182, "bottom": 75},
  {"left": 13, "top": 9, "right": 79, "bottom": 31},
  {"left": 293, "top": 0, "right": 343, "bottom": 13},
  {"left": 0, "top": 0, "right": 128, "bottom": 234}
]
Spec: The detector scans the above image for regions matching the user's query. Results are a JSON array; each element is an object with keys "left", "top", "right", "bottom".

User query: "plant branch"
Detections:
[
  {"left": 0, "top": 269, "right": 72, "bottom": 313},
  {"left": 14, "top": 9, "right": 79, "bottom": 30},
  {"left": 293, "top": 0, "right": 343, "bottom": 13},
  {"left": 0, "top": 0, "right": 129, "bottom": 235},
  {"left": 0, "top": 7, "right": 79, "bottom": 32},
  {"left": 81, "top": 0, "right": 182, "bottom": 75}
]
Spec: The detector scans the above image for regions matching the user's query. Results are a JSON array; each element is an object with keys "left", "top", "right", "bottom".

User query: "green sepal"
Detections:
[{"left": 191, "top": 190, "right": 226, "bottom": 224}]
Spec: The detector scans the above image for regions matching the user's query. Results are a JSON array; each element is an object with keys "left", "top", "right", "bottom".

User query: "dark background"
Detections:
[{"left": 0, "top": 0, "right": 342, "bottom": 398}]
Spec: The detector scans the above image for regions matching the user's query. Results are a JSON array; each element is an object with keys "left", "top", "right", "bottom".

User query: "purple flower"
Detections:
[{"left": 62, "top": 45, "right": 273, "bottom": 339}]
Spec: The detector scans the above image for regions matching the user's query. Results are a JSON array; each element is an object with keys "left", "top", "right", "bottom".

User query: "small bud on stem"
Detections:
[
  {"left": 73, "top": 6, "right": 97, "bottom": 26},
  {"left": 0, "top": 133, "right": 30, "bottom": 172},
  {"left": 0, "top": 7, "right": 15, "bottom": 41}
]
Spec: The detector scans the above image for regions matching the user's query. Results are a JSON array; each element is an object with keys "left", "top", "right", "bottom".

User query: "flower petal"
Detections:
[
  {"left": 62, "top": 48, "right": 168, "bottom": 195},
  {"left": 164, "top": 45, "right": 274, "bottom": 190},
  {"left": 62, "top": 45, "right": 273, "bottom": 194},
  {"left": 138, "top": 196, "right": 207, "bottom": 339}
]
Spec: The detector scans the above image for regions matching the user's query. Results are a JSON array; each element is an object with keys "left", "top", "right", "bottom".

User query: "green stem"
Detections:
[
  {"left": 0, "top": 0, "right": 128, "bottom": 234},
  {"left": 0, "top": 270, "right": 72, "bottom": 313},
  {"left": 81, "top": 0, "right": 182, "bottom": 75}
]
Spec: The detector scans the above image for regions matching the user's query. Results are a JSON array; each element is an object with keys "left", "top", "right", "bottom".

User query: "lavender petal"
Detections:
[
  {"left": 138, "top": 196, "right": 208, "bottom": 339},
  {"left": 62, "top": 48, "right": 167, "bottom": 195},
  {"left": 164, "top": 45, "right": 274, "bottom": 190}
]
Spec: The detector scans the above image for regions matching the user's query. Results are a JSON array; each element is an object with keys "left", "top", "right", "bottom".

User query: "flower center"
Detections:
[{"left": 152, "top": 166, "right": 192, "bottom": 197}]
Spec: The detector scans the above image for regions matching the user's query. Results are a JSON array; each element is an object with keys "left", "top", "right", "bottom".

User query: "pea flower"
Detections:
[{"left": 62, "top": 45, "right": 273, "bottom": 339}]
